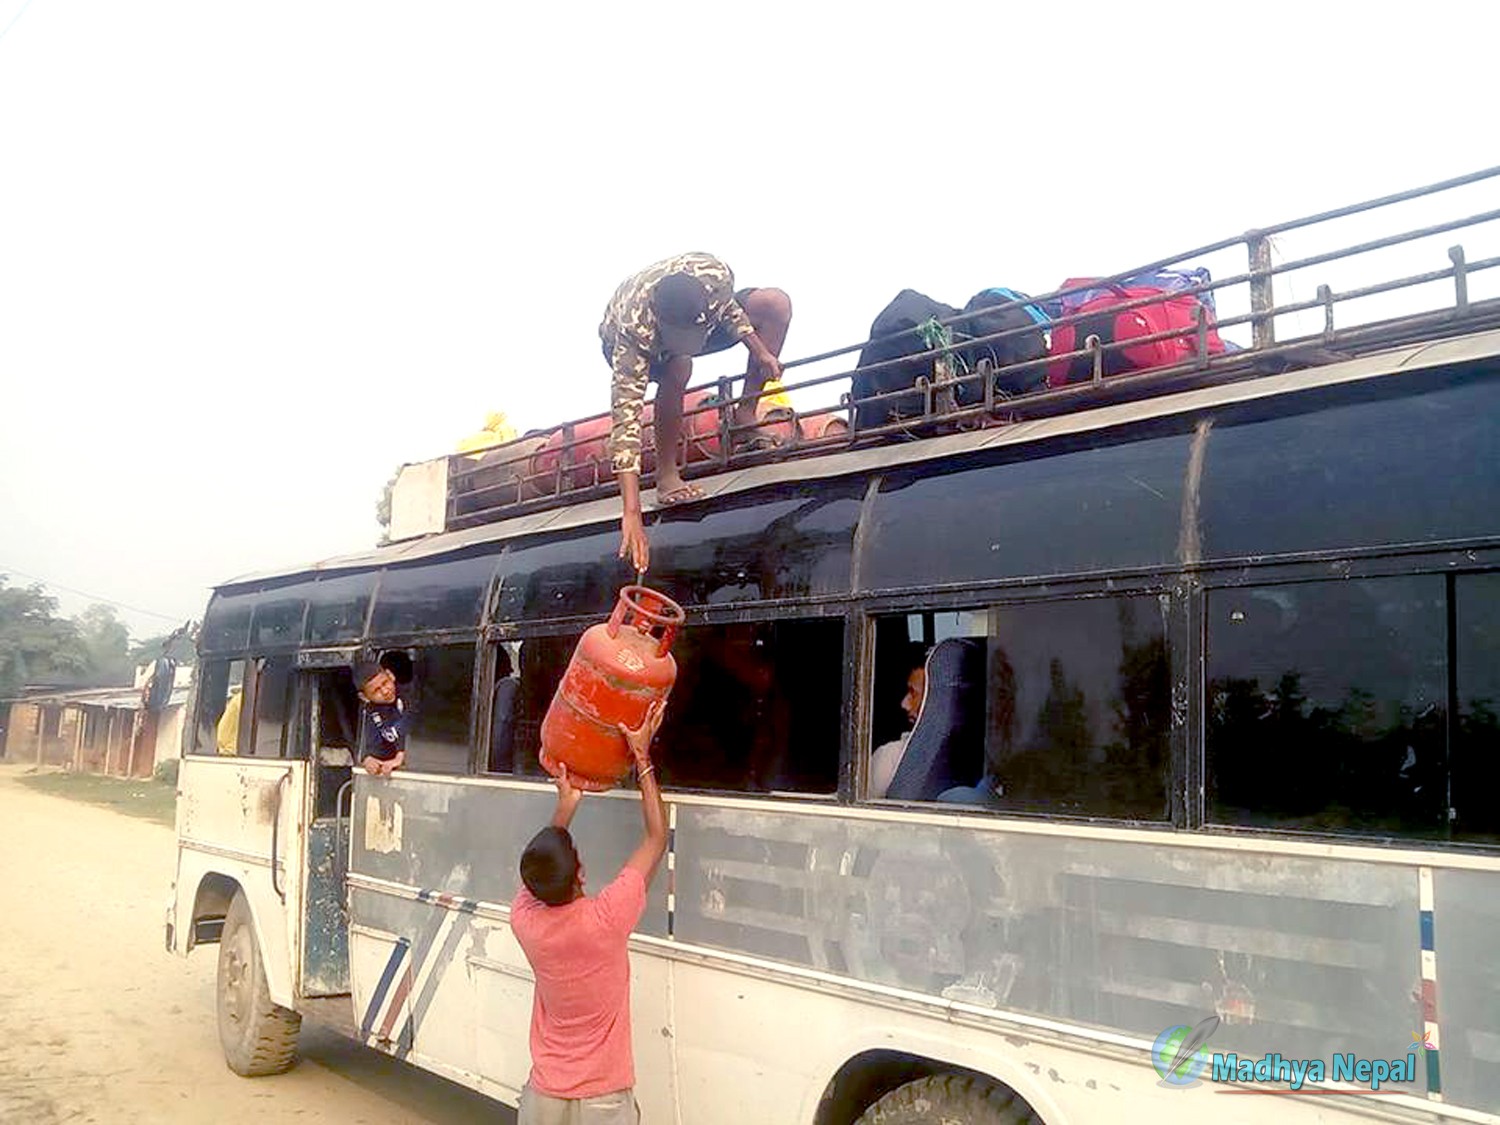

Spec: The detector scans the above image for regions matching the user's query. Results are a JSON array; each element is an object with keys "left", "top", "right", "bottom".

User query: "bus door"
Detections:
[
  {"left": 177, "top": 654, "right": 309, "bottom": 1007},
  {"left": 291, "top": 653, "right": 360, "bottom": 997}
]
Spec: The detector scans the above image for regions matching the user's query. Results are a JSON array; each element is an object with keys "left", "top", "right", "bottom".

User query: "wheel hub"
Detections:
[{"left": 222, "top": 933, "right": 251, "bottom": 1024}]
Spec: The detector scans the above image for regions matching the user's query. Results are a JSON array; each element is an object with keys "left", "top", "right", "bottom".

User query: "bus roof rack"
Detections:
[{"left": 386, "top": 166, "right": 1500, "bottom": 542}]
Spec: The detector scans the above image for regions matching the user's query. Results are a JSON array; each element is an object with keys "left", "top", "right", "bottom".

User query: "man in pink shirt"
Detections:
[{"left": 510, "top": 702, "right": 668, "bottom": 1125}]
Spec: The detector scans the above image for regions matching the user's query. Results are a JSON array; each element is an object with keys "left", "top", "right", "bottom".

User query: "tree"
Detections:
[
  {"left": 129, "top": 628, "right": 196, "bottom": 668},
  {"left": 375, "top": 465, "right": 401, "bottom": 546},
  {"left": 0, "top": 577, "right": 90, "bottom": 698},
  {"left": 78, "top": 604, "right": 132, "bottom": 686}
]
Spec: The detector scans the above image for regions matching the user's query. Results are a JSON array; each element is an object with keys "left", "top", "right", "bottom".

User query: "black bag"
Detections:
[
  {"left": 852, "top": 289, "right": 958, "bottom": 430},
  {"left": 952, "top": 288, "right": 1050, "bottom": 400},
  {"left": 144, "top": 656, "right": 177, "bottom": 713}
]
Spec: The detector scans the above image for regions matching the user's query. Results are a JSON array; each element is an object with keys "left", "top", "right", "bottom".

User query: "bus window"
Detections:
[
  {"left": 251, "top": 657, "right": 295, "bottom": 757},
  {"left": 250, "top": 592, "right": 306, "bottom": 650},
  {"left": 656, "top": 618, "right": 842, "bottom": 794},
  {"left": 486, "top": 642, "right": 521, "bottom": 773},
  {"left": 400, "top": 644, "right": 477, "bottom": 775},
  {"left": 200, "top": 590, "right": 254, "bottom": 654},
  {"left": 871, "top": 596, "right": 1171, "bottom": 821},
  {"left": 1456, "top": 572, "right": 1500, "bottom": 843},
  {"left": 509, "top": 632, "right": 585, "bottom": 777},
  {"left": 192, "top": 658, "right": 246, "bottom": 755},
  {"left": 369, "top": 552, "right": 497, "bottom": 636},
  {"left": 305, "top": 571, "right": 374, "bottom": 645},
  {"left": 1207, "top": 575, "right": 1448, "bottom": 839}
]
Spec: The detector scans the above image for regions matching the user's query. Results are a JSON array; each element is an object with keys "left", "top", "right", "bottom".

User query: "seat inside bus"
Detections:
[{"left": 886, "top": 638, "right": 986, "bottom": 801}]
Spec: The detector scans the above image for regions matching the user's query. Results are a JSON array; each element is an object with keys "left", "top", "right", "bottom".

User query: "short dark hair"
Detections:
[
  {"left": 653, "top": 271, "right": 709, "bottom": 328},
  {"left": 519, "top": 826, "right": 579, "bottom": 905},
  {"left": 353, "top": 660, "right": 384, "bottom": 691}
]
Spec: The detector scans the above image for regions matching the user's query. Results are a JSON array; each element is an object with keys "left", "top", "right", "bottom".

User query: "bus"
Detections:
[{"left": 168, "top": 168, "right": 1500, "bottom": 1124}]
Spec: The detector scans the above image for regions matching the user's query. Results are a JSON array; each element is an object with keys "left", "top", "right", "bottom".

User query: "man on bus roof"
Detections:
[
  {"left": 601, "top": 253, "right": 792, "bottom": 572},
  {"left": 510, "top": 702, "right": 668, "bottom": 1124}
]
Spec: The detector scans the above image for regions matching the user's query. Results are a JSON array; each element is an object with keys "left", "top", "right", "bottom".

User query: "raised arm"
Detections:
[
  {"left": 620, "top": 701, "right": 668, "bottom": 885},
  {"left": 550, "top": 765, "right": 584, "bottom": 830}
]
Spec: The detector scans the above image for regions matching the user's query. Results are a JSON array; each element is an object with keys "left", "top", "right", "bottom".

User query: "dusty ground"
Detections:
[{"left": 0, "top": 763, "right": 513, "bottom": 1124}]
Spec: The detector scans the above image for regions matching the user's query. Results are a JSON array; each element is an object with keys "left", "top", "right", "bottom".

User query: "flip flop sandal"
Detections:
[{"left": 657, "top": 484, "right": 706, "bottom": 507}]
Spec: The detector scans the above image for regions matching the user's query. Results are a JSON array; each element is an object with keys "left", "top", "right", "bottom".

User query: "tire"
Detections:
[
  {"left": 855, "top": 1074, "right": 1042, "bottom": 1125},
  {"left": 216, "top": 890, "right": 301, "bottom": 1076}
]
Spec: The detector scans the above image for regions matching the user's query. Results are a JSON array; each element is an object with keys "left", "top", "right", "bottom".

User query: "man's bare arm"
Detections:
[
  {"left": 620, "top": 701, "right": 668, "bottom": 884},
  {"left": 551, "top": 766, "right": 583, "bottom": 829},
  {"left": 618, "top": 470, "right": 649, "bottom": 573}
]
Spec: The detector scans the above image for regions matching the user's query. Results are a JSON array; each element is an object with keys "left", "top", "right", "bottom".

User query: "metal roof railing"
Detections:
[{"left": 444, "top": 166, "right": 1500, "bottom": 531}]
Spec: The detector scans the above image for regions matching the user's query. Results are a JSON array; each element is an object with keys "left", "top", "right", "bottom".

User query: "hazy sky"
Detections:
[{"left": 1, "top": 1, "right": 1496, "bottom": 640}]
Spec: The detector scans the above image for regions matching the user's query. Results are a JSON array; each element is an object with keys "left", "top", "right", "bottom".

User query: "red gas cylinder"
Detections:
[{"left": 538, "top": 585, "right": 686, "bottom": 791}]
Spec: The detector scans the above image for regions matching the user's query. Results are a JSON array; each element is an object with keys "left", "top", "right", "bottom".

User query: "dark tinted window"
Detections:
[
  {"left": 649, "top": 484, "right": 862, "bottom": 604},
  {"left": 1456, "top": 573, "right": 1500, "bottom": 842},
  {"left": 495, "top": 529, "right": 623, "bottom": 623},
  {"left": 509, "top": 632, "right": 585, "bottom": 776},
  {"left": 250, "top": 592, "right": 306, "bottom": 649},
  {"left": 306, "top": 571, "right": 374, "bottom": 644},
  {"left": 369, "top": 551, "right": 497, "bottom": 636},
  {"left": 400, "top": 644, "right": 476, "bottom": 775},
  {"left": 870, "top": 598, "right": 1171, "bottom": 820},
  {"left": 1200, "top": 372, "right": 1500, "bottom": 560},
  {"left": 251, "top": 657, "right": 295, "bottom": 757},
  {"left": 192, "top": 659, "right": 246, "bottom": 755},
  {"left": 862, "top": 430, "right": 1189, "bottom": 591},
  {"left": 486, "top": 643, "right": 521, "bottom": 773},
  {"left": 657, "top": 618, "right": 842, "bottom": 793},
  {"left": 201, "top": 591, "right": 254, "bottom": 653},
  {"left": 1207, "top": 577, "right": 1447, "bottom": 838}
]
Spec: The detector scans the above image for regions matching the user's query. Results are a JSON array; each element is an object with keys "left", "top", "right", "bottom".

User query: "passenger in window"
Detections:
[
  {"left": 870, "top": 651, "right": 928, "bottom": 799},
  {"left": 354, "top": 659, "right": 411, "bottom": 776},
  {"left": 511, "top": 702, "right": 668, "bottom": 1124},
  {"left": 216, "top": 685, "right": 243, "bottom": 755},
  {"left": 489, "top": 646, "right": 519, "bottom": 773},
  {"left": 602, "top": 253, "right": 793, "bottom": 571}
]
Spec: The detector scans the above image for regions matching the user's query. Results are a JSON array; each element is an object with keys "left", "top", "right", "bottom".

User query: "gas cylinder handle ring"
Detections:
[{"left": 607, "top": 584, "right": 686, "bottom": 657}]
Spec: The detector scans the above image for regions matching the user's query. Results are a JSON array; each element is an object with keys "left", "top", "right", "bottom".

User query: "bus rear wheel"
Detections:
[
  {"left": 216, "top": 890, "right": 301, "bottom": 1076},
  {"left": 855, "top": 1074, "right": 1041, "bottom": 1125}
]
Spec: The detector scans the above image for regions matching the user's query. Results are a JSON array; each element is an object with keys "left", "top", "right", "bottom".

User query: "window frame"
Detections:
[
  {"left": 858, "top": 581, "right": 1183, "bottom": 826},
  {"left": 1195, "top": 550, "right": 1500, "bottom": 853}
]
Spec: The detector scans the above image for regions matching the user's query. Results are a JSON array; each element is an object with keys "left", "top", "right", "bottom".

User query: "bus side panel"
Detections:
[
  {"left": 174, "top": 757, "right": 304, "bottom": 1008},
  {"left": 173, "top": 847, "right": 297, "bottom": 1008},
  {"left": 1432, "top": 869, "right": 1500, "bottom": 1110},
  {"left": 346, "top": 776, "right": 676, "bottom": 1111},
  {"left": 672, "top": 805, "right": 1433, "bottom": 1101},
  {"left": 671, "top": 959, "right": 1410, "bottom": 1125},
  {"left": 348, "top": 777, "right": 670, "bottom": 936}
]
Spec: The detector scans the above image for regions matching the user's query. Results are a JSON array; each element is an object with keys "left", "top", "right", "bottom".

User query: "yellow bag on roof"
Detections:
[
  {"left": 757, "top": 379, "right": 792, "bottom": 415},
  {"left": 456, "top": 411, "right": 519, "bottom": 454}
]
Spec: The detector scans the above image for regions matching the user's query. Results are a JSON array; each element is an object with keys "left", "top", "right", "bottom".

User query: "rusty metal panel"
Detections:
[
  {"left": 1432, "top": 868, "right": 1500, "bottom": 1111},
  {"left": 673, "top": 806, "right": 1425, "bottom": 1094},
  {"left": 302, "top": 820, "right": 349, "bottom": 996},
  {"left": 349, "top": 777, "right": 669, "bottom": 939}
]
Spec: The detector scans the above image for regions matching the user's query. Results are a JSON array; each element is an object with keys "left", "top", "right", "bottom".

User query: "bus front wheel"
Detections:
[
  {"left": 855, "top": 1074, "right": 1041, "bottom": 1125},
  {"left": 216, "top": 890, "right": 301, "bottom": 1076}
]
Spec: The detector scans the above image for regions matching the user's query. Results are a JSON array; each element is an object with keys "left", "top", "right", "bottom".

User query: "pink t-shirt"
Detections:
[{"left": 509, "top": 866, "right": 647, "bottom": 1099}]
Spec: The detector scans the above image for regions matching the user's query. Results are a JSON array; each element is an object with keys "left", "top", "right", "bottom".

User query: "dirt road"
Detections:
[{"left": 0, "top": 765, "right": 513, "bottom": 1124}]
